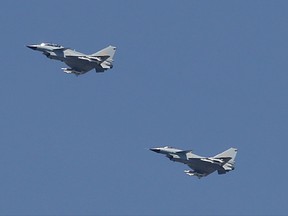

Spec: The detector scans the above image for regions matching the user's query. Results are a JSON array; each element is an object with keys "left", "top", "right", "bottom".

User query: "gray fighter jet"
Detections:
[
  {"left": 27, "top": 42, "right": 116, "bottom": 75},
  {"left": 150, "top": 146, "right": 237, "bottom": 178}
]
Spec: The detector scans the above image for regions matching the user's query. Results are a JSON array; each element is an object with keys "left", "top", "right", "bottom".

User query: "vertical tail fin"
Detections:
[
  {"left": 91, "top": 45, "right": 116, "bottom": 62},
  {"left": 214, "top": 148, "right": 238, "bottom": 171},
  {"left": 214, "top": 148, "right": 237, "bottom": 160},
  {"left": 91, "top": 45, "right": 116, "bottom": 71}
]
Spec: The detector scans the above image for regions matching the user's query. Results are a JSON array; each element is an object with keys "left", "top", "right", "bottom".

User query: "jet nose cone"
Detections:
[
  {"left": 26, "top": 45, "right": 37, "bottom": 50},
  {"left": 150, "top": 148, "right": 161, "bottom": 153}
]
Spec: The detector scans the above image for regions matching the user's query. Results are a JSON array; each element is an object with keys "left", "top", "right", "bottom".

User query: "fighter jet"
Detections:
[
  {"left": 27, "top": 42, "right": 116, "bottom": 75},
  {"left": 150, "top": 146, "right": 237, "bottom": 178}
]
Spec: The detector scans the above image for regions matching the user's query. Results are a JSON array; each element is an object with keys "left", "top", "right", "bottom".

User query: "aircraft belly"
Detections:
[
  {"left": 187, "top": 159, "right": 217, "bottom": 174},
  {"left": 64, "top": 59, "right": 95, "bottom": 72}
]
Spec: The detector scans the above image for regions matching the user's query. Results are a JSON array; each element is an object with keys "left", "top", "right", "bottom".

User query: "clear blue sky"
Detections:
[{"left": 1, "top": 1, "right": 288, "bottom": 215}]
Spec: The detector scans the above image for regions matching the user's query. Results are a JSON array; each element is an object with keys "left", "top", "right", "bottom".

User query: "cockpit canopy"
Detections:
[{"left": 40, "top": 42, "right": 62, "bottom": 47}]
